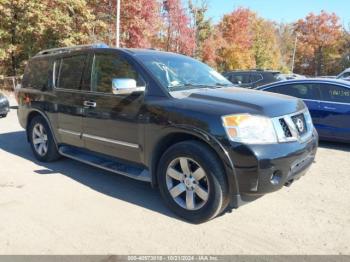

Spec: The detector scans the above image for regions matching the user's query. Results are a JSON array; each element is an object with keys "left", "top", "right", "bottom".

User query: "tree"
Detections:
[
  {"left": 120, "top": 0, "right": 161, "bottom": 48},
  {"left": 294, "top": 11, "right": 343, "bottom": 76},
  {"left": 87, "top": 0, "right": 162, "bottom": 48},
  {"left": 188, "top": 0, "right": 212, "bottom": 59},
  {"left": 216, "top": 7, "right": 256, "bottom": 71},
  {"left": 161, "top": 0, "right": 195, "bottom": 55},
  {"left": 252, "top": 18, "right": 281, "bottom": 70},
  {"left": 277, "top": 23, "right": 295, "bottom": 72},
  {"left": 0, "top": 0, "right": 95, "bottom": 76}
]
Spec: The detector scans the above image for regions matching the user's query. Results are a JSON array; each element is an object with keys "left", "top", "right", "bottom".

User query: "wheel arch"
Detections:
[
  {"left": 26, "top": 109, "right": 58, "bottom": 148},
  {"left": 149, "top": 128, "right": 239, "bottom": 196}
]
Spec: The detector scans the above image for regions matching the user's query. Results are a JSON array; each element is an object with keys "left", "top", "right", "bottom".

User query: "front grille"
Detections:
[
  {"left": 273, "top": 110, "right": 313, "bottom": 143},
  {"left": 291, "top": 113, "right": 308, "bottom": 136},
  {"left": 279, "top": 119, "right": 292, "bottom": 137}
]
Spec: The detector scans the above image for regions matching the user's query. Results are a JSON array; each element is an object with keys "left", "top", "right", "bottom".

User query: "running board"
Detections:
[{"left": 58, "top": 146, "right": 151, "bottom": 182}]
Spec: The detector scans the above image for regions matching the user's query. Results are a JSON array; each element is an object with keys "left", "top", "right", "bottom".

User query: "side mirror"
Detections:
[{"left": 112, "top": 78, "right": 144, "bottom": 94}]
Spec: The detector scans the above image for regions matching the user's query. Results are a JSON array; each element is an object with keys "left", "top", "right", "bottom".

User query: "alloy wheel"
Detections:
[
  {"left": 166, "top": 157, "right": 210, "bottom": 210},
  {"left": 32, "top": 123, "right": 48, "bottom": 156}
]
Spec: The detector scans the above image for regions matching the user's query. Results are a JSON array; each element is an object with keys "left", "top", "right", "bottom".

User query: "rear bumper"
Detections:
[
  {"left": 228, "top": 128, "right": 318, "bottom": 207},
  {"left": 0, "top": 105, "right": 10, "bottom": 115}
]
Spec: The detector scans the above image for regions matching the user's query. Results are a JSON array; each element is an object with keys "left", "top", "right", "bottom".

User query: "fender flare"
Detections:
[
  {"left": 26, "top": 109, "right": 59, "bottom": 149},
  {"left": 150, "top": 125, "right": 240, "bottom": 196}
]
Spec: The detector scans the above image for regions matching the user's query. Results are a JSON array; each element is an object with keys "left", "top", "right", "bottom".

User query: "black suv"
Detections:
[
  {"left": 223, "top": 70, "right": 284, "bottom": 88},
  {"left": 17, "top": 45, "right": 318, "bottom": 223}
]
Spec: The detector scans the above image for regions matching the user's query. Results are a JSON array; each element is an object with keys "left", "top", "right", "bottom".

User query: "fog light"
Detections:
[{"left": 270, "top": 171, "right": 282, "bottom": 185}]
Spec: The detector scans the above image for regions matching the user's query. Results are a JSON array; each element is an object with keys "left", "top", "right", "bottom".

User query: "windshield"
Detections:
[{"left": 137, "top": 53, "right": 233, "bottom": 91}]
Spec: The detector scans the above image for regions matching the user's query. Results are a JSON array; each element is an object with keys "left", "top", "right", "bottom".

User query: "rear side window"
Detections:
[
  {"left": 267, "top": 84, "right": 320, "bottom": 100},
  {"left": 251, "top": 73, "right": 263, "bottom": 83},
  {"left": 228, "top": 73, "right": 251, "bottom": 84},
  {"left": 22, "top": 59, "right": 50, "bottom": 89},
  {"left": 55, "top": 55, "right": 87, "bottom": 90},
  {"left": 318, "top": 84, "right": 350, "bottom": 103},
  {"left": 339, "top": 72, "right": 350, "bottom": 79}
]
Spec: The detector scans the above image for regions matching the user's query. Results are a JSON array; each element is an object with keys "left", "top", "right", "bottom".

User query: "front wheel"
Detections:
[{"left": 158, "top": 141, "right": 228, "bottom": 223}]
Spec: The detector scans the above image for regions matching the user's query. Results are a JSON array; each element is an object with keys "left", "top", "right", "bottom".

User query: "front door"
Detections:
[
  {"left": 82, "top": 51, "right": 146, "bottom": 163},
  {"left": 317, "top": 84, "right": 350, "bottom": 141}
]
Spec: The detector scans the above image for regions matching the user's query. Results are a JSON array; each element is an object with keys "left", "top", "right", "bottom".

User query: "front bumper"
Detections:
[{"left": 228, "top": 128, "right": 318, "bottom": 202}]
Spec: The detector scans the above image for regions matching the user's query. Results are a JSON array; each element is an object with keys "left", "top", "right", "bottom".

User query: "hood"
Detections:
[{"left": 171, "top": 87, "right": 306, "bottom": 118}]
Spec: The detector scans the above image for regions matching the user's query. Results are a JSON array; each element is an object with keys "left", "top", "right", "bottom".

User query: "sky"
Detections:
[{"left": 204, "top": 0, "right": 350, "bottom": 27}]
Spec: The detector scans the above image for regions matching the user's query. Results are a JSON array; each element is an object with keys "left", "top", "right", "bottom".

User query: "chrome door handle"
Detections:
[{"left": 83, "top": 101, "right": 96, "bottom": 108}]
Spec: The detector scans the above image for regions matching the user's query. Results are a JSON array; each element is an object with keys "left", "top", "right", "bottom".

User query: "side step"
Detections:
[{"left": 58, "top": 146, "right": 151, "bottom": 182}]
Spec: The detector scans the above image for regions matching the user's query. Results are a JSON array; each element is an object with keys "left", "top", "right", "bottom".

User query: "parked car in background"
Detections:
[
  {"left": 257, "top": 79, "right": 350, "bottom": 143},
  {"left": 337, "top": 68, "right": 350, "bottom": 80},
  {"left": 0, "top": 92, "right": 10, "bottom": 118},
  {"left": 16, "top": 44, "right": 318, "bottom": 223},
  {"left": 319, "top": 76, "right": 336, "bottom": 79},
  {"left": 223, "top": 70, "right": 285, "bottom": 88},
  {"left": 282, "top": 73, "right": 306, "bottom": 80}
]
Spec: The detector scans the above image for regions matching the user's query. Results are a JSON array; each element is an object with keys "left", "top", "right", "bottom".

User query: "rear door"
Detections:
[
  {"left": 53, "top": 53, "right": 89, "bottom": 147},
  {"left": 317, "top": 84, "right": 350, "bottom": 141},
  {"left": 81, "top": 50, "right": 146, "bottom": 163}
]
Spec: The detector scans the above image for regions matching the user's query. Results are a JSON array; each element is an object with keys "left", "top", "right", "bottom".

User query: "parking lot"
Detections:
[{"left": 0, "top": 96, "right": 349, "bottom": 255}]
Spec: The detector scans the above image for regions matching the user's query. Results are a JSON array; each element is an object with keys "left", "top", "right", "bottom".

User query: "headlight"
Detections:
[{"left": 222, "top": 114, "right": 278, "bottom": 144}]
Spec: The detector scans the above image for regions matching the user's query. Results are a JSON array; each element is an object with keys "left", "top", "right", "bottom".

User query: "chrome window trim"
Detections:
[
  {"left": 302, "top": 98, "right": 350, "bottom": 106},
  {"left": 82, "top": 133, "right": 139, "bottom": 149}
]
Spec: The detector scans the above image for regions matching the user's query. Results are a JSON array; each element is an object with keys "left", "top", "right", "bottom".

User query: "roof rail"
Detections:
[{"left": 35, "top": 43, "right": 109, "bottom": 56}]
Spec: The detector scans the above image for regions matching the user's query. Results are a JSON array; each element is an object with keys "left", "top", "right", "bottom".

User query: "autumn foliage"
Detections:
[{"left": 0, "top": 1, "right": 349, "bottom": 77}]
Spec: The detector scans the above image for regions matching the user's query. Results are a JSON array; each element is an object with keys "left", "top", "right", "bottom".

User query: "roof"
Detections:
[{"left": 35, "top": 44, "right": 182, "bottom": 58}]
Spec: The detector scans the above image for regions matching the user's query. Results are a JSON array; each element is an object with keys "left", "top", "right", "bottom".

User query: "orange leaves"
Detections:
[{"left": 294, "top": 11, "right": 343, "bottom": 75}]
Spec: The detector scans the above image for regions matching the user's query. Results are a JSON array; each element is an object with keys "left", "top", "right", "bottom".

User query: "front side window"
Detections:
[
  {"left": 319, "top": 84, "right": 350, "bottom": 103},
  {"left": 136, "top": 54, "right": 232, "bottom": 91},
  {"left": 91, "top": 54, "right": 145, "bottom": 94},
  {"left": 55, "top": 55, "right": 87, "bottom": 90},
  {"left": 267, "top": 84, "right": 320, "bottom": 100}
]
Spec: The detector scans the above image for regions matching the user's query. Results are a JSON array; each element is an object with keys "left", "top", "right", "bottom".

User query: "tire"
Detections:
[
  {"left": 28, "top": 115, "right": 61, "bottom": 162},
  {"left": 0, "top": 114, "right": 7, "bottom": 118},
  {"left": 158, "top": 140, "right": 229, "bottom": 223}
]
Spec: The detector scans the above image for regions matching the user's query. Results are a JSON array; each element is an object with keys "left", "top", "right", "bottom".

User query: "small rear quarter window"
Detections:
[{"left": 22, "top": 58, "right": 50, "bottom": 89}]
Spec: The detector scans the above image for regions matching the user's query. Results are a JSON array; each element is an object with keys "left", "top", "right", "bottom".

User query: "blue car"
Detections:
[{"left": 257, "top": 79, "right": 350, "bottom": 143}]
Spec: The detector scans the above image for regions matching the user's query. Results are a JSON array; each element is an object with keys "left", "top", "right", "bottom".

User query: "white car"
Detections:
[{"left": 337, "top": 68, "right": 350, "bottom": 80}]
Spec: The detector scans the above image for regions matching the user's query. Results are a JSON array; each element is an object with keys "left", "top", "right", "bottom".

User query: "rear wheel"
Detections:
[
  {"left": 0, "top": 113, "right": 7, "bottom": 118},
  {"left": 28, "top": 116, "right": 60, "bottom": 162},
  {"left": 158, "top": 140, "right": 228, "bottom": 223}
]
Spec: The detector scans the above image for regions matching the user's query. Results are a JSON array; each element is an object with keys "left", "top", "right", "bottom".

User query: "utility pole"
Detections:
[
  {"left": 291, "top": 33, "right": 298, "bottom": 73},
  {"left": 116, "top": 0, "right": 120, "bottom": 48}
]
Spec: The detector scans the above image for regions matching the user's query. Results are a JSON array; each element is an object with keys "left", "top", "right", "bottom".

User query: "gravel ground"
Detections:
[{"left": 0, "top": 95, "right": 349, "bottom": 254}]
